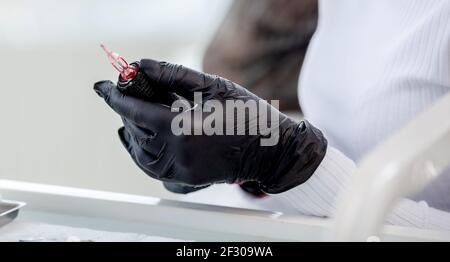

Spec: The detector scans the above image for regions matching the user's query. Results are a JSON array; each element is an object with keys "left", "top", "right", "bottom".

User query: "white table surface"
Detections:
[
  {"left": 0, "top": 221, "right": 184, "bottom": 242},
  {"left": 2, "top": 179, "right": 450, "bottom": 242}
]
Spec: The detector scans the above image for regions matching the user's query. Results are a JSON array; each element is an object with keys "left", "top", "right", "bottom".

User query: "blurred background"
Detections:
[{"left": 0, "top": 0, "right": 317, "bottom": 200}]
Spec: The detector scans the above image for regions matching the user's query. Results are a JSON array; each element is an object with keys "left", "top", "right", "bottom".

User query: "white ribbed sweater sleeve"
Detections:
[{"left": 271, "top": 146, "right": 450, "bottom": 231}]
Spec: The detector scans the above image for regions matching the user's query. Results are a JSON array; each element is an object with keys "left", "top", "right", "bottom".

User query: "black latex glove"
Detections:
[
  {"left": 94, "top": 59, "right": 327, "bottom": 194},
  {"left": 162, "top": 182, "right": 209, "bottom": 194}
]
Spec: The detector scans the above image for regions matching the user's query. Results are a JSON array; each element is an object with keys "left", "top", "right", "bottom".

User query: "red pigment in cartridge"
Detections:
[{"left": 100, "top": 44, "right": 158, "bottom": 101}]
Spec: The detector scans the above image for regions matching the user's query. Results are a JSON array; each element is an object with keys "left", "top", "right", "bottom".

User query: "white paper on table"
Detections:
[{"left": 0, "top": 221, "right": 188, "bottom": 242}]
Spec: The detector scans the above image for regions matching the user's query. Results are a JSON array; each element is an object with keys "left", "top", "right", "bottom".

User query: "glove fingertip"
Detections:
[
  {"left": 139, "top": 58, "right": 164, "bottom": 82},
  {"left": 118, "top": 126, "right": 133, "bottom": 153},
  {"left": 94, "top": 80, "right": 114, "bottom": 99}
]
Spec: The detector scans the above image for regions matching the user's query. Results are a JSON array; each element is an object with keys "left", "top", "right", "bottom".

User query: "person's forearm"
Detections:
[{"left": 271, "top": 146, "right": 450, "bottom": 230}]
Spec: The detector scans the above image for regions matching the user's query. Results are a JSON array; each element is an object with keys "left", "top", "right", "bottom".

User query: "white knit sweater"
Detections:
[
  {"left": 273, "top": 0, "right": 450, "bottom": 230},
  {"left": 182, "top": 0, "right": 450, "bottom": 231}
]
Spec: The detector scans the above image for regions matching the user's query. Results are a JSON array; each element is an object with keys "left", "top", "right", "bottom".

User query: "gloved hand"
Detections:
[
  {"left": 162, "top": 182, "right": 209, "bottom": 194},
  {"left": 162, "top": 181, "right": 265, "bottom": 196},
  {"left": 94, "top": 59, "right": 327, "bottom": 194}
]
